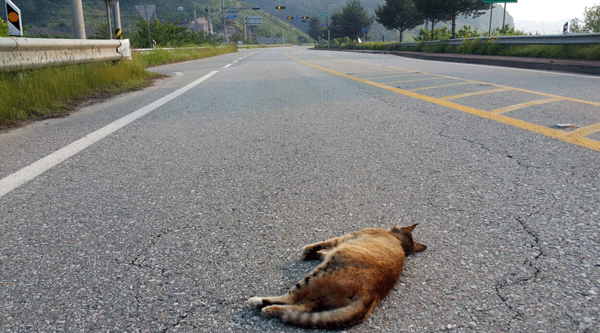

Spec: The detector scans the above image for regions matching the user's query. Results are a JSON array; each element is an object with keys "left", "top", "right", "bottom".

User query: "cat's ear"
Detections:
[
  {"left": 404, "top": 224, "right": 418, "bottom": 232},
  {"left": 414, "top": 242, "right": 427, "bottom": 252}
]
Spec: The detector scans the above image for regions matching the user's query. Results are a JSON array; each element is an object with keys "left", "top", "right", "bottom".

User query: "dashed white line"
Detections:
[{"left": 0, "top": 71, "right": 219, "bottom": 199}]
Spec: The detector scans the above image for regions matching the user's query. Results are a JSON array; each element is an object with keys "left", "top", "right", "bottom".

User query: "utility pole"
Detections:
[
  {"left": 113, "top": 1, "right": 122, "bottom": 39},
  {"left": 193, "top": 1, "right": 198, "bottom": 33},
  {"left": 104, "top": 0, "right": 113, "bottom": 39},
  {"left": 206, "top": 0, "right": 212, "bottom": 36},
  {"left": 221, "top": 0, "right": 226, "bottom": 41},
  {"left": 327, "top": 6, "right": 331, "bottom": 49},
  {"left": 72, "top": 0, "right": 86, "bottom": 39}
]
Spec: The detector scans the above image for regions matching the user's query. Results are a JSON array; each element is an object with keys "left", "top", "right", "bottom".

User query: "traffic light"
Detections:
[
  {"left": 275, "top": 6, "right": 285, "bottom": 10},
  {"left": 301, "top": 16, "right": 309, "bottom": 20},
  {"left": 286, "top": 16, "right": 293, "bottom": 20}
]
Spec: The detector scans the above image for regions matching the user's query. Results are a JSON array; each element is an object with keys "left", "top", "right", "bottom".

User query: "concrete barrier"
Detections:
[{"left": 0, "top": 38, "right": 132, "bottom": 71}]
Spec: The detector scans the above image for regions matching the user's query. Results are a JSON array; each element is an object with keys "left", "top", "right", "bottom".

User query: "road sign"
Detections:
[
  {"left": 135, "top": 4, "right": 156, "bottom": 23},
  {"left": 5, "top": 0, "right": 22, "bottom": 36},
  {"left": 483, "top": 0, "right": 517, "bottom": 2},
  {"left": 361, "top": 27, "right": 366, "bottom": 34},
  {"left": 318, "top": 13, "right": 326, "bottom": 18},
  {"left": 225, "top": 14, "right": 238, "bottom": 19},
  {"left": 246, "top": 16, "right": 262, "bottom": 26},
  {"left": 295, "top": 15, "right": 300, "bottom": 21}
]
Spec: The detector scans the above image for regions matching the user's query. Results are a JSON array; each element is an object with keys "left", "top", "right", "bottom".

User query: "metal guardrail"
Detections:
[
  {"left": 0, "top": 37, "right": 132, "bottom": 71},
  {"left": 401, "top": 33, "right": 600, "bottom": 47}
]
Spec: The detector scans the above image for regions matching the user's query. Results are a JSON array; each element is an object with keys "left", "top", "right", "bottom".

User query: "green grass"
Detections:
[
  {"left": 0, "top": 45, "right": 237, "bottom": 128},
  {"left": 317, "top": 40, "right": 600, "bottom": 61},
  {"left": 137, "top": 45, "right": 237, "bottom": 67}
]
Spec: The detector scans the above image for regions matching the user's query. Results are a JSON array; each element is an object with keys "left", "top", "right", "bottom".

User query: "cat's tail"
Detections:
[{"left": 281, "top": 299, "right": 376, "bottom": 329}]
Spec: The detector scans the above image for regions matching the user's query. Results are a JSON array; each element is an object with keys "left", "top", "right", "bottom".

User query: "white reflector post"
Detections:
[{"left": 5, "top": 0, "right": 23, "bottom": 36}]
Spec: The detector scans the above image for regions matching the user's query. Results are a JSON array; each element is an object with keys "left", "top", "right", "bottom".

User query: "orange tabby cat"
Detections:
[{"left": 246, "top": 224, "right": 426, "bottom": 329}]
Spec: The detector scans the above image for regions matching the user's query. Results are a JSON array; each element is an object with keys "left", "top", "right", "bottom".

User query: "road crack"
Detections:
[{"left": 494, "top": 214, "right": 543, "bottom": 322}]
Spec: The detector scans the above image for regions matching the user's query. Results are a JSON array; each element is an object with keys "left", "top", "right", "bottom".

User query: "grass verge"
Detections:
[
  {"left": 317, "top": 40, "right": 600, "bottom": 61},
  {"left": 0, "top": 44, "right": 237, "bottom": 129}
]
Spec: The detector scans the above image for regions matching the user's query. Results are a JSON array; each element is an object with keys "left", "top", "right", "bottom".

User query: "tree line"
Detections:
[{"left": 310, "top": 0, "right": 492, "bottom": 42}]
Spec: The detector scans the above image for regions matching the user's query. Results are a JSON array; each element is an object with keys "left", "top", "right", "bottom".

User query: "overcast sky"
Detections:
[{"left": 505, "top": 0, "right": 597, "bottom": 22}]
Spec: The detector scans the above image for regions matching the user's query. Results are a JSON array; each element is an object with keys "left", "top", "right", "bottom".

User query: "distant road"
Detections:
[{"left": 1, "top": 46, "right": 599, "bottom": 332}]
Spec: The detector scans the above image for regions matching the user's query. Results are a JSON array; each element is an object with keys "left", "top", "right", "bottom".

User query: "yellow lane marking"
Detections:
[
  {"left": 565, "top": 122, "right": 600, "bottom": 139},
  {"left": 344, "top": 69, "right": 394, "bottom": 75},
  {"left": 343, "top": 68, "right": 415, "bottom": 75},
  {"left": 286, "top": 54, "right": 600, "bottom": 152},
  {"left": 491, "top": 97, "right": 564, "bottom": 114},
  {"left": 354, "top": 60, "right": 600, "bottom": 107},
  {"left": 440, "top": 88, "right": 511, "bottom": 101},
  {"left": 349, "top": 64, "right": 420, "bottom": 74},
  {"left": 361, "top": 73, "right": 423, "bottom": 81},
  {"left": 382, "top": 77, "right": 445, "bottom": 85},
  {"left": 410, "top": 81, "right": 475, "bottom": 92}
]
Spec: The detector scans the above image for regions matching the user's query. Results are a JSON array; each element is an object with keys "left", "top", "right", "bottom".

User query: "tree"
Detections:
[
  {"left": 414, "top": 0, "right": 452, "bottom": 40},
  {"left": 583, "top": 4, "right": 600, "bottom": 32},
  {"left": 131, "top": 18, "right": 214, "bottom": 48},
  {"left": 569, "top": 17, "right": 586, "bottom": 33},
  {"left": 569, "top": 4, "right": 600, "bottom": 33},
  {"left": 307, "top": 17, "right": 325, "bottom": 41},
  {"left": 413, "top": 26, "right": 450, "bottom": 41},
  {"left": 444, "top": 0, "right": 490, "bottom": 38},
  {"left": 330, "top": 0, "right": 375, "bottom": 40},
  {"left": 375, "top": 0, "right": 423, "bottom": 42},
  {"left": 1, "top": 18, "right": 8, "bottom": 37},
  {"left": 457, "top": 24, "right": 480, "bottom": 38}
]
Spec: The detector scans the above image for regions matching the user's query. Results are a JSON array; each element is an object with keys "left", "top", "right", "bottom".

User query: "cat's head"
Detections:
[{"left": 390, "top": 224, "right": 427, "bottom": 255}]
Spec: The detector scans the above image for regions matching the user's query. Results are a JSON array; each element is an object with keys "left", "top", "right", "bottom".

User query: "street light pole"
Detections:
[{"left": 72, "top": 0, "right": 86, "bottom": 39}]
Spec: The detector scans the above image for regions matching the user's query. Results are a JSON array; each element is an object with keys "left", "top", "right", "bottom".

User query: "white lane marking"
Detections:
[
  {"left": 233, "top": 60, "right": 239, "bottom": 63},
  {"left": 0, "top": 70, "right": 219, "bottom": 199},
  {"left": 223, "top": 63, "right": 232, "bottom": 68}
]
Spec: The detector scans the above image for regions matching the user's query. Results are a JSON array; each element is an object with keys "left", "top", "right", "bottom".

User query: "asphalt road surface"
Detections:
[{"left": 1, "top": 46, "right": 599, "bottom": 332}]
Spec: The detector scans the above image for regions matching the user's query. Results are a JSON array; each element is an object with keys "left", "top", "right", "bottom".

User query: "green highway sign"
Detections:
[{"left": 318, "top": 13, "right": 327, "bottom": 17}]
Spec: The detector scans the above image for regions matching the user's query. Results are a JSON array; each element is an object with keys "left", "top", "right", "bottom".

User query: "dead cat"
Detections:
[{"left": 246, "top": 224, "right": 426, "bottom": 329}]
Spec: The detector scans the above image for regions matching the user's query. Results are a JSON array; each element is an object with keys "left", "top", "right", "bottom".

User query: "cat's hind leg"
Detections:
[
  {"left": 261, "top": 303, "right": 310, "bottom": 317},
  {"left": 246, "top": 294, "right": 293, "bottom": 309}
]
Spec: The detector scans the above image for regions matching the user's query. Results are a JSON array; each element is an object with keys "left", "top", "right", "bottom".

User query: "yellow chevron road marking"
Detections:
[{"left": 286, "top": 53, "right": 600, "bottom": 152}]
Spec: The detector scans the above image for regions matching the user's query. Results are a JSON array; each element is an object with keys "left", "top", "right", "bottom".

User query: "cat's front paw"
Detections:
[{"left": 246, "top": 297, "right": 265, "bottom": 309}]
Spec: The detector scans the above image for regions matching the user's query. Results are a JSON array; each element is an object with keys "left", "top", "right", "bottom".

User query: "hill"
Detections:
[
  {"left": 15, "top": 0, "right": 311, "bottom": 43},
  {"left": 13, "top": 0, "right": 513, "bottom": 42},
  {"left": 238, "top": 0, "right": 515, "bottom": 41}
]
